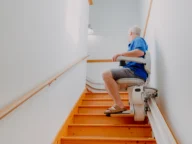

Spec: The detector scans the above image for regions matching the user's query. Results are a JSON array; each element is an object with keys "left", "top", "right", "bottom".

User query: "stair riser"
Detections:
[
  {"left": 81, "top": 100, "right": 128, "bottom": 105},
  {"left": 78, "top": 107, "right": 130, "bottom": 114},
  {"left": 73, "top": 115, "right": 148, "bottom": 124},
  {"left": 85, "top": 94, "right": 128, "bottom": 99},
  {"left": 61, "top": 140, "right": 156, "bottom": 144},
  {"left": 68, "top": 126, "right": 152, "bottom": 137}
]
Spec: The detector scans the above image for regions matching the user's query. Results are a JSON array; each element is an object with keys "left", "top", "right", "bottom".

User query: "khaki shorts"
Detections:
[{"left": 111, "top": 68, "right": 141, "bottom": 81}]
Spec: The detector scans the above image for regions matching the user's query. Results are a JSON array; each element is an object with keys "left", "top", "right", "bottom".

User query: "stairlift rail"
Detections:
[
  {"left": 147, "top": 111, "right": 163, "bottom": 144},
  {"left": 147, "top": 98, "right": 177, "bottom": 144}
]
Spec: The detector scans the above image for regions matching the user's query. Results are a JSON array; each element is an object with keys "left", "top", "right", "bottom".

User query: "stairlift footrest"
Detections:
[{"left": 122, "top": 110, "right": 133, "bottom": 114}]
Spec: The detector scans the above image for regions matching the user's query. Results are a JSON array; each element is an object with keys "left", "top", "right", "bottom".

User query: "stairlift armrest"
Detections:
[{"left": 116, "top": 56, "right": 146, "bottom": 64}]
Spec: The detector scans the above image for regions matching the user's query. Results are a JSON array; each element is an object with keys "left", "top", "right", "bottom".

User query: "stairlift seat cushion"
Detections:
[{"left": 117, "top": 78, "right": 145, "bottom": 87}]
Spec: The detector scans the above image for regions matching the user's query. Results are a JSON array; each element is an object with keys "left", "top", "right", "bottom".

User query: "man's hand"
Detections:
[{"left": 112, "top": 54, "right": 122, "bottom": 62}]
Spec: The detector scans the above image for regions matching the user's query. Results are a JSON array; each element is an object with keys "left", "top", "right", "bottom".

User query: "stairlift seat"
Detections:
[
  {"left": 116, "top": 51, "right": 151, "bottom": 90},
  {"left": 117, "top": 78, "right": 145, "bottom": 87}
]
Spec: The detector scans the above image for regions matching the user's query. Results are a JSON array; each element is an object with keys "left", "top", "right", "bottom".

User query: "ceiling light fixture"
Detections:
[{"left": 88, "top": 24, "right": 94, "bottom": 35}]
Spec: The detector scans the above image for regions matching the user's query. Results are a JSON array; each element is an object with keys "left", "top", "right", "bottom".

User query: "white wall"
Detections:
[
  {"left": 87, "top": 0, "right": 142, "bottom": 83},
  {"left": 145, "top": 0, "right": 192, "bottom": 143},
  {"left": 0, "top": 0, "right": 89, "bottom": 143}
]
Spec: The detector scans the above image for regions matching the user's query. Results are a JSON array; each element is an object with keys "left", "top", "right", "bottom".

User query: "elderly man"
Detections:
[{"left": 102, "top": 26, "right": 148, "bottom": 114}]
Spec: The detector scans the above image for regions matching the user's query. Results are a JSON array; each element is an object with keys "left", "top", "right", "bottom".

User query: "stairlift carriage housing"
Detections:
[{"left": 115, "top": 51, "right": 158, "bottom": 121}]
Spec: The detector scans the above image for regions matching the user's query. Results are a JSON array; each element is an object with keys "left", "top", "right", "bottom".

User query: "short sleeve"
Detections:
[{"left": 133, "top": 38, "right": 146, "bottom": 52}]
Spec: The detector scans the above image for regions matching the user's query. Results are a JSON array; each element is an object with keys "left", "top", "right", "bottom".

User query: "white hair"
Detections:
[{"left": 129, "top": 25, "right": 141, "bottom": 36}]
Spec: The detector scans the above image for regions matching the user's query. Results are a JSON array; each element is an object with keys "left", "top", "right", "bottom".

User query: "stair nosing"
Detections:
[
  {"left": 78, "top": 105, "right": 130, "bottom": 108},
  {"left": 68, "top": 124, "right": 151, "bottom": 127},
  {"left": 74, "top": 113, "right": 134, "bottom": 116},
  {"left": 61, "top": 136, "right": 156, "bottom": 141},
  {"left": 82, "top": 98, "right": 128, "bottom": 101},
  {"left": 85, "top": 92, "right": 128, "bottom": 94}
]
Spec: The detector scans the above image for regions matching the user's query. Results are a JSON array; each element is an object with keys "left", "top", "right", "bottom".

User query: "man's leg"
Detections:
[
  {"left": 102, "top": 68, "right": 140, "bottom": 114},
  {"left": 102, "top": 71, "right": 124, "bottom": 109}
]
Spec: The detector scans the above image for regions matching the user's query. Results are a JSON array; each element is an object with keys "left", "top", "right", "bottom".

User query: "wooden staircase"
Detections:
[{"left": 59, "top": 92, "right": 156, "bottom": 144}]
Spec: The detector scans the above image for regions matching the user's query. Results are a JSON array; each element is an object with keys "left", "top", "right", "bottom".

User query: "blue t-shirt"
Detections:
[{"left": 123, "top": 37, "right": 148, "bottom": 81}]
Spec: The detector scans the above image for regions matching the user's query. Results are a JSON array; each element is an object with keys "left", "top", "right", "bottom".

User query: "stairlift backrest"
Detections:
[{"left": 143, "top": 51, "right": 151, "bottom": 75}]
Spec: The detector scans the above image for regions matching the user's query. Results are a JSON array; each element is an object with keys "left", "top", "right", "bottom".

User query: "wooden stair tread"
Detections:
[
  {"left": 85, "top": 92, "right": 128, "bottom": 95},
  {"left": 68, "top": 124, "right": 152, "bottom": 137},
  {"left": 68, "top": 124, "right": 150, "bottom": 127},
  {"left": 74, "top": 113, "right": 134, "bottom": 117},
  {"left": 81, "top": 100, "right": 128, "bottom": 106},
  {"left": 61, "top": 136, "right": 155, "bottom": 141},
  {"left": 83, "top": 98, "right": 128, "bottom": 101},
  {"left": 85, "top": 93, "right": 128, "bottom": 99},
  {"left": 73, "top": 114, "right": 148, "bottom": 124},
  {"left": 78, "top": 105, "right": 130, "bottom": 114},
  {"left": 78, "top": 105, "right": 129, "bottom": 108},
  {"left": 61, "top": 137, "right": 156, "bottom": 144}
]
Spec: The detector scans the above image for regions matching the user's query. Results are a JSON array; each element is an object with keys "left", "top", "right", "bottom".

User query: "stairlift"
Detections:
[{"left": 106, "top": 51, "right": 158, "bottom": 121}]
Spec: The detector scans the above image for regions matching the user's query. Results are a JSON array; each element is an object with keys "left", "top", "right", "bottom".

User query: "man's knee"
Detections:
[{"left": 102, "top": 71, "right": 113, "bottom": 81}]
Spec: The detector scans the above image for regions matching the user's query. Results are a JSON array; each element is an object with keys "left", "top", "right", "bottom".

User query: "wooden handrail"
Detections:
[
  {"left": 0, "top": 55, "right": 89, "bottom": 120},
  {"left": 143, "top": 0, "right": 153, "bottom": 38},
  {"left": 87, "top": 59, "right": 112, "bottom": 63},
  {"left": 88, "top": 0, "right": 93, "bottom": 5}
]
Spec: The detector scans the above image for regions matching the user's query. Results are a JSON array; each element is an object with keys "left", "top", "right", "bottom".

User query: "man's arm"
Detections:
[
  {"left": 121, "top": 49, "right": 144, "bottom": 57},
  {"left": 113, "top": 49, "right": 144, "bottom": 61}
]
